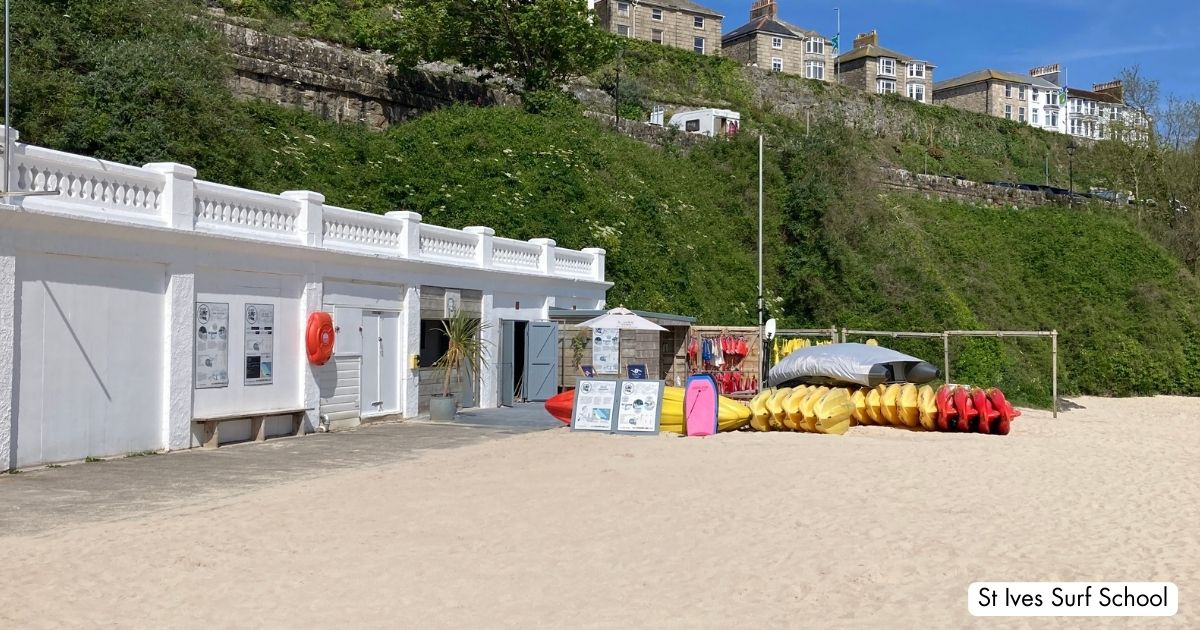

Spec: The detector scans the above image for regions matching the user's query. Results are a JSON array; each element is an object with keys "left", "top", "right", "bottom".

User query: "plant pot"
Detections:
[{"left": 429, "top": 395, "right": 458, "bottom": 422}]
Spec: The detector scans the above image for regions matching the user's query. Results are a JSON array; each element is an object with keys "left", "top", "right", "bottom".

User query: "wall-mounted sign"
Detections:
[
  {"left": 244, "top": 303, "right": 275, "bottom": 386},
  {"left": 615, "top": 380, "right": 663, "bottom": 435},
  {"left": 571, "top": 379, "right": 618, "bottom": 432},
  {"left": 444, "top": 289, "right": 460, "bottom": 318},
  {"left": 194, "top": 302, "right": 229, "bottom": 389},
  {"left": 592, "top": 328, "right": 619, "bottom": 375}
]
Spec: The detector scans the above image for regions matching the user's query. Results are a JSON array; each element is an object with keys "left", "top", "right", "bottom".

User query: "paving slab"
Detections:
[{"left": 0, "top": 414, "right": 561, "bottom": 537}]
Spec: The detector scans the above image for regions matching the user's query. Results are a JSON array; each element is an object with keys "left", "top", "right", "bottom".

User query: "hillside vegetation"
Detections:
[{"left": 11, "top": 0, "right": 1200, "bottom": 406}]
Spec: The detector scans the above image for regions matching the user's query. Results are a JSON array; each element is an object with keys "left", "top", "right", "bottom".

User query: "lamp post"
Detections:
[{"left": 1066, "top": 142, "right": 1076, "bottom": 208}]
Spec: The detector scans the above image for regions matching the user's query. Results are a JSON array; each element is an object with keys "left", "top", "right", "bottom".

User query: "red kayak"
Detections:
[
  {"left": 988, "top": 388, "right": 1018, "bottom": 435},
  {"left": 972, "top": 387, "right": 1000, "bottom": 434},
  {"left": 935, "top": 384, "right": 956, "bottom": 431},
  {"left": 953, "top": 386, "right": 977, "bottom": 432},
  {"left": 545, "top": 390, "right": 574, "bottom": 424}
]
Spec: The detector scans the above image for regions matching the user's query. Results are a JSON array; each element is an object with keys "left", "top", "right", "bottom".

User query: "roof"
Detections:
[
  {"left": 837, "top": 44, "right": 934, "bottom": 67},
  {"left": 637, "top": 0, "right": 723, "bottom": 18},
  {"left": 1068, "top": 86, "right": 1122, "bottom": 104},
  {"left": 721, "top": 16, "right": 825, "bottom": 43},
  {"left": 548, "top": 308, "right": 697, "bottom": 325},
  {"left": 934, "top": 68, "right": 1033, "bottom": 92}
]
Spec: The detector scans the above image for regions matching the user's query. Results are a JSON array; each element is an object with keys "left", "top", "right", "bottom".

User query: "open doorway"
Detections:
[{"left": 499, "top": 320, "right": 559, "bottom": 405}]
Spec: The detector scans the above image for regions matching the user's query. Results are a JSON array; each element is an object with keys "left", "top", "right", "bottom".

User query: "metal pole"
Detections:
[
  {"left": 943, "top": 332, "right": 951, "bottom": 384},
  {"left": 834, "top": 8, "right": 840, "bottom": 85},
  {"left": 757, "top": 134, "right": 765, "bottom": 385},
  {"left": 1051, "top": 329, "right": 1058, "bottom": 418}
]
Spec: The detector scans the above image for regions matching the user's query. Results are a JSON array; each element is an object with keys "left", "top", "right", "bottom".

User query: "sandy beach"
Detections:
[{"left": 2, "top": 396, "right": 1197, "bottom": 629}]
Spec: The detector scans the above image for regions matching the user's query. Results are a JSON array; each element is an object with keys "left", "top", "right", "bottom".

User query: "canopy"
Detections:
[
  {"left": 768, "top": 342, "right": 939, "bottom": 387},
  {"left": 577, "top": 307, "right": 668, "bottom": 332}
]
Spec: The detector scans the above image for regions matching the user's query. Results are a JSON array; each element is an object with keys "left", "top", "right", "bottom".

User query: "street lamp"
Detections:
[{"left": 1066, "top": 142, "right": 1076, "bottom": 208}]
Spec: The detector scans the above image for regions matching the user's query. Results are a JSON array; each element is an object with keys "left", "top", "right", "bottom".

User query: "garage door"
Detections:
[{"left": 16, "top": 253, "right": 166, "bottom": 467}]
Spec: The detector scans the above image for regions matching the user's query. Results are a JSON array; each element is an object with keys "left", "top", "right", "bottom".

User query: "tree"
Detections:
[{"left": 392, "top": 0, "right": 612, "bottom": 94}]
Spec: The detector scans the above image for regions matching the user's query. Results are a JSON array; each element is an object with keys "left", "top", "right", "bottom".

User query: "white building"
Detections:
[
  {"left": 667, "top": 108, "right": 741, "bottom": 137},
  {"left": 0, "top": 127, "right": 609, "bottom": 470}
]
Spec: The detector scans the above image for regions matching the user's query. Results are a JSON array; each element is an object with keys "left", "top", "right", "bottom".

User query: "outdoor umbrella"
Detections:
[
  {"left": 577, "top": 306, "right": 668, "bottom": 332},
  {"left": 578, "top": 307, "right": 667, "bottom": 378}
]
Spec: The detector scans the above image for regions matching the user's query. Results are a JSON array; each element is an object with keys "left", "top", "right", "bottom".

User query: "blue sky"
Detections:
[{"left": 709, "top": 0, "right": 1200, "bottom": 101}]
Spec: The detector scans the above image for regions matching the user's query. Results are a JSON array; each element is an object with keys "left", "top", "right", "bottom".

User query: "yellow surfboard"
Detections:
[
  {"left": 798, "top": 386, "right": 830, "bottom": 432},
  {"left": 815, "top": 388, "right": 854, "bottom": 435},
  {"left": 899, "top": 383, "right": 920, "bottom": 428},
  {"left": 917, "top": 384, "right": 938, "bottom": 430},
  {"left": 881, "top": 384, "right": 901, "bottom": 425}
]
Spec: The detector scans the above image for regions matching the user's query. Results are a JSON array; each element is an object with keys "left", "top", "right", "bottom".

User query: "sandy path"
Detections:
[{"left": 3, "top": 396, "right": 1197, "bottom": 629}]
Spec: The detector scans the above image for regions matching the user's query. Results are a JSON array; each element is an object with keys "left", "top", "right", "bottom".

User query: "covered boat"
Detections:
[{"left": 768, "top": 342, "right": 939, "bottom": 388}]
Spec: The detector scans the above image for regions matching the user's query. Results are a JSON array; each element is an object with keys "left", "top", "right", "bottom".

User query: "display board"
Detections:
[
  {"left": 614, "top": 379, "right": 663, "bottom": 435},
  {"left": 194, "top": 302, "right": 229, "bottom": 389},
  {"left": 571, "top": 379, "right": 662, "bottom": 435},
  {"left": 244, "top": 303, "right": 275, "bottom": 385},
  {"left": 592, "top": 328, "right": 619, "bottom": 374},
  {"left": 571, "top": 379, "right": 618, "bottom": 432}
]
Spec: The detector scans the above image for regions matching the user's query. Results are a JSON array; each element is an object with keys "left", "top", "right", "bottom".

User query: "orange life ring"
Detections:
[{"left": 306, "top": 311, "right": 336, "bottom": 365}]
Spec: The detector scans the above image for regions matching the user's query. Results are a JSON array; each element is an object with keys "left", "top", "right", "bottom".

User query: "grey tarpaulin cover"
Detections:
[{"left": 768, "top": 343, "right": 939, "bottom": 387}]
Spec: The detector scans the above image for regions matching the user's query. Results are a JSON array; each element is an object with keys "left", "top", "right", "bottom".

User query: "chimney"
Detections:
[
  {"left": 852, "top": 30, "right": 878, "bottom": 49},
  {"left": 749, "top": 0, "right": 777, "bottom": 20},
  {"left": 1093, "top": 79, "right": 1124, "bottom": 101},
  {"left": 1029, "top": 63, "right": 1061, "bottom": 86}
]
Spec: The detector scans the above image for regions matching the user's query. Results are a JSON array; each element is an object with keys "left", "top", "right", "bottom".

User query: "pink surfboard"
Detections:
[{"left": 684, "top": 374, "right": 719, "bottom": 437}]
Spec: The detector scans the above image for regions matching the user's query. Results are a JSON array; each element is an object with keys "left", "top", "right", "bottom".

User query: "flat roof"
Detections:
[{"left": 549, "top": 308, "right": 697, "bottom": 325}]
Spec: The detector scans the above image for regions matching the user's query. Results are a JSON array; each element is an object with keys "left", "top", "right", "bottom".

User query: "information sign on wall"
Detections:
[
  {"left": 194, "top": 302, "right": 229, "bottom": 389},
  {"left": 244, "top": 303, "right": 275, "bottom": 386}
]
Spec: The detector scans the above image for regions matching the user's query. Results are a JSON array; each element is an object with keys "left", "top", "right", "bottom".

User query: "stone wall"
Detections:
[
  {"left": 879, "top": 167, "right": 1072, "bottom": 209},
  {"left": 219, "top": 21, "right": 517, "bottom": 130}
]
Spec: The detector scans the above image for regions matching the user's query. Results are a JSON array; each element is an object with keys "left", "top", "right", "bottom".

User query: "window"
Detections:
[
  {"left": 907, "top": 83, "right": 925, "bottom": 102},
  {"left": 617, "top": 2, "right": 629, "bottom": 16},
  {"left": 651, "top": 29, "right": 663, "bottom": 44},
  {"left": 1045, "top": 92, "right": 1053, "bottom": 105},
  {"left": 651, "top": 7, "right": 662, "bottom": 20},
  {"left": 1032, "top": 88, "right": 1040, "bottom": 101},
  {"left": 694, "top": 16, "right": 704, "bottom": 28},
  {"left": 1019, "top": 106, "right": 1026, "bottom": 122},
  {"left": 806, "top": 38, "right": 824, "bottom": 54},
  {"left": 907, "top": 62, "right": 925, "bottom": 78},
  {"left": 1070, "top": 118, "right": 1082, "bottom": 135},
  {"left": 772, "top": 36, "right": 783, "bottom": 49},
  {"left": 1069, "top": 98, "right": 1079, "bottom": 113},
  {"left": 419, "top": 320, "right": 450, "bottom": 367},
  {"left": 1005, "top": 83, "right": 1012, "bottom": 98},
  {"left": 1004, "top": 104, "right": 1012, "bottom": 119},
  {"left": 1048, "top": 111, "right": 1058, "bottom": 128},
  {"left": 617, "top": 24, "right": 629, "bottom": 36},
  {"left": 685, "top": 119, "right": 700, "bottom": 132},
  {"left": 1019, "top": 86, "right": 1026, "bottom": 100},
  {"left": 1032, "top": 110, "right": 1040, "bottom": 125},
  {"left": 693, "top": 36, "right": 705, "bottom": 54},
  {"left": 877, "top": 78, "right": 896, "bottom": 94},
  {"left": 878, "top": 57, "right": 896, "bottom": 76},
  {"left": 805, "top": 60, "right": 824, "bottom": 80},
  {"left": 771, "top": 57, "right": 783, "bottom": 72}
]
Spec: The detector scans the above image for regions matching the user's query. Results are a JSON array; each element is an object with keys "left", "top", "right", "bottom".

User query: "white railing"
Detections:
[
  {"left": 555, "top": 247, "right": 595, "bottom": 279},
  {"left": 492, "top": 237, "right": 543, "bottom": 272},
  {"left": 10, "top": 142, "right": 165, "bottom": 220},
  {"left": 419, "top": 223, "right": 478, "bottom": 262},
  {"left": 0, "top": 127, "right": 605, "bottom": 283},
  {"left": 322, "top": 205, "right": 403, "bottom": 254},
  {"left": 194, "top": 179, "right": 301, "bottom": 240}
]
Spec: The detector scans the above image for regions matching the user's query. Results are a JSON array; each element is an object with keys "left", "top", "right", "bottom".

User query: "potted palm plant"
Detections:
[{"left": 430, "top": 311, "right": 489, "bottom": 422}]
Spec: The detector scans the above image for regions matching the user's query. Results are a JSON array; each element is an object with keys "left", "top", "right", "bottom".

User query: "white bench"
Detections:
[{"left": 193, "top": 408, "right": 308, "bottom": 449}]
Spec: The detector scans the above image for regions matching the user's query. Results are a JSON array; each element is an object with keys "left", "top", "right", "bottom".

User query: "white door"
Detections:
[{"left": 360, "top": 311, "right": 400, "bottom": 416}]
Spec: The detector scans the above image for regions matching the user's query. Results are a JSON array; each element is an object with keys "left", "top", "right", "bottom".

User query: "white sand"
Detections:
[{"left": 3, "top": 396, "right": 1197, "bottom": 629}]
